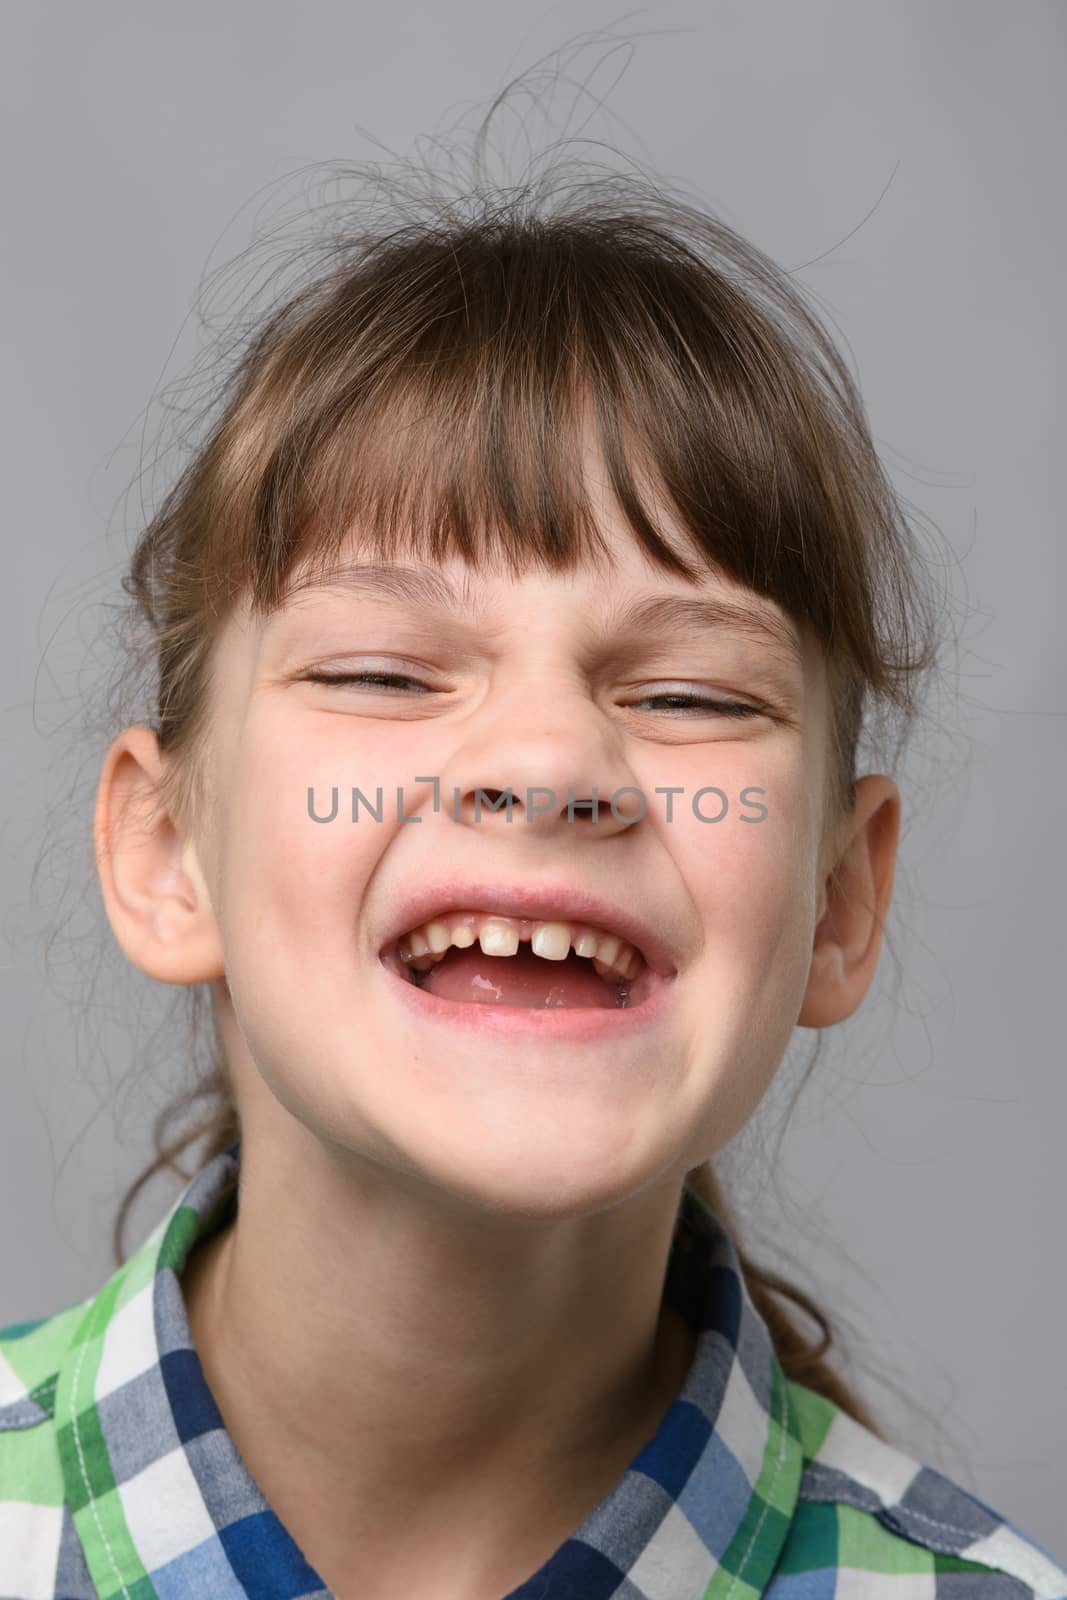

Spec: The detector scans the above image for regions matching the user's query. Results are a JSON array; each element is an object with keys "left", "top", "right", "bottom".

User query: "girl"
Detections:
[{"left": 2, "top": 130, "right": 1064, "bottom": 1600}]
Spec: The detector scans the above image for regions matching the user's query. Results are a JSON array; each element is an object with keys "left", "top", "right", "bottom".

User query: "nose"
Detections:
[
  {"left": 449, "top": 781, "right": 643, "bottom": 834},
  {"left": 437, "top": 691, "right": 645, "bottom": 841}
]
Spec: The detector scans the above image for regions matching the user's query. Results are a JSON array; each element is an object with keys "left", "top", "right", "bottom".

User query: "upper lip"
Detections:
[{"left": 376, "top": 878, "right": 679, "bottom": 977}]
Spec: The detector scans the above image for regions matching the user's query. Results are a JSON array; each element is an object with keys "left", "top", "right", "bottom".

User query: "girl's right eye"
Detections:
[{"left": 303, "top": 670, "right": 433, "bottom": 694}]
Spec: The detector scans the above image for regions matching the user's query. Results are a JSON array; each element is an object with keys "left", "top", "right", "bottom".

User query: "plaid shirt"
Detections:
[{"left": 2, "top": 1139, "right": 1064, "bottom": 1599}]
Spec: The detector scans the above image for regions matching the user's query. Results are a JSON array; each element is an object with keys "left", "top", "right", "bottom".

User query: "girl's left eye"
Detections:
[
  {"left": 303, "top": 670, "right": 432, "bottom": 693},
  {"left": 631, "top": 693, "right": 764, "bottom": 719}
]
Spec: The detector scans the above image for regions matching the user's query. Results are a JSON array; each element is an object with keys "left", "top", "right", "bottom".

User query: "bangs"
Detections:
[
  {"left": 208, "top": 217, "right": 867, "bottom": 658},
  {"left": 265, "top": 364, "right": 703, "bottom": 602}
]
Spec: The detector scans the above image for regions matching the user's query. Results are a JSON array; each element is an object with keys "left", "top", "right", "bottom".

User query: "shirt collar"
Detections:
[{"left": 54, "top": 1140, "right": 803, "bottom": 1598}]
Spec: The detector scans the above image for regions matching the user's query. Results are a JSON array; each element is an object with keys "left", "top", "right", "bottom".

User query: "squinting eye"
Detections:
[
  {"left": 633, "top": 693, "right": 764, "bottom": 719},
  {"left": 302, "top": 674, "right": 766, "bottom": 718},
  {"left": 303, "top": 670, "right": 433, "bottom": 693}
]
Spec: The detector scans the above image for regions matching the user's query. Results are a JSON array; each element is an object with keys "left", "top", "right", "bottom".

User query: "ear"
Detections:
[
  {"left": 796, "top": 774, "right": 900, "bottom": 1028},
  {"left": 93, "top": 725, "right": 225, "bottom": 985}
]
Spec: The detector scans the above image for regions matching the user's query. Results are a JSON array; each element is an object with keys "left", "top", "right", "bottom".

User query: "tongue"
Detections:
[{"left": 420, "top": 943, "right": 621, "bottom": 1008}]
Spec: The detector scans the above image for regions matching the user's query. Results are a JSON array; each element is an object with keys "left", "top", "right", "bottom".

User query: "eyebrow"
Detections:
[
  {"left": 285, "top": 561, "right": 483, "bottom": 616},
  {"left": 601, "top": 592, "right": 802, "bottom": 665},
  {"left": 282, "top": 561, "right": 803, "bottom": 664}
]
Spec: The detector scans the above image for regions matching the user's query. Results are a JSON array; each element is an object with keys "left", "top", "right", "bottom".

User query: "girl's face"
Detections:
[{"left": 197, "top": 464, "right": 832, "bottom": 1216}]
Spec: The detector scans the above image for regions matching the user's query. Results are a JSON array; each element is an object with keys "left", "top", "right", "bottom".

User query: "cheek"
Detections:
[
  {"left": 670, "top": 808, "right": 819, "bottom": 1157},
  {"left": 670, "top": 757, "right": 818, "bottom": 949},
  {"left": 218, "top": 719, "right": 395, "bottom": 947},
  {"left": 683, "top": 761, "right": 823, "bottom": 1136}
]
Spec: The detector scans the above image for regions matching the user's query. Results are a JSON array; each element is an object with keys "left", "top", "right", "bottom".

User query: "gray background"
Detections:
[{"left": 3, "top": 0, "right": 1065, "bottom": 1559}]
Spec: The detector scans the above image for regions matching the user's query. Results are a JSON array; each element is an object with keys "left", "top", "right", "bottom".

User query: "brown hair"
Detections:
[{"left": 103, "top": 91, "right": 947, "bottom": 1443}]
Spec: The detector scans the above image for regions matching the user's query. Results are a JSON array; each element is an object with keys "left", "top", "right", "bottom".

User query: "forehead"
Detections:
[{"left": 275, "top": 552, "right": 807, "bottom": 671}]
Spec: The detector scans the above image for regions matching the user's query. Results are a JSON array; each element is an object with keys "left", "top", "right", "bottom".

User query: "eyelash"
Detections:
[
  {"left": 303, "top": 670, "right": 765, "bottom": 719},
  {"left": 637, "top": 694, "right": 762, "bottom": 719},
  {"left": 305, "top": 670, "right": 432, "bottom": 693}
]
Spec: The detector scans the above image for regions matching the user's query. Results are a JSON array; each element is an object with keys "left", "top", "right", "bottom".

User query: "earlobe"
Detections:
[
  {"left": 94, "top": 725, "right": 225, "bottom": 986},
  {"left": 796, "top": 775, "right": 900, "bottom": 1030}
]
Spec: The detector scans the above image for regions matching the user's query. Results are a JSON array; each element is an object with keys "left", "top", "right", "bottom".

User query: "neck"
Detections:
[{"left": 180, "top": 1132, "right": 697, "bottom": 1596}]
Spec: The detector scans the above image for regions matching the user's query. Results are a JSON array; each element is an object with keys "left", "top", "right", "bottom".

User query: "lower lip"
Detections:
[{"left": 377, "top": 944, "right": 677, "bottom": 1040}]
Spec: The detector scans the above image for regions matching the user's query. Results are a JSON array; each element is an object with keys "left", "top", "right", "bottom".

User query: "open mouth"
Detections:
[{"left": 378, "top": 910, "right": 662, "bottom": 1011}]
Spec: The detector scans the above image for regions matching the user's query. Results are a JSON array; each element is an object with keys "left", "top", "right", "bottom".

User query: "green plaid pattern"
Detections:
[{"left": 1, "top": 1139, "right": 1064, "bottom": 1598}]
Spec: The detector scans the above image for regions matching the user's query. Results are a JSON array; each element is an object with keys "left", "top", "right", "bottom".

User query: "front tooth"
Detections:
[
  {"left": 479, "top": 919, "right": 520, "bottom": 957},
  {"left": 450, "top": 923, "right": 476, "bottom": 948},
  {"left": 573, "top": 931, "right": 599, "bottom": 959},
  {"left": 424, "top": 920, "right": 452, "bottom": 953},
  {"left": 531, "top": 921, "right": 571, "bottom": 961}
]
